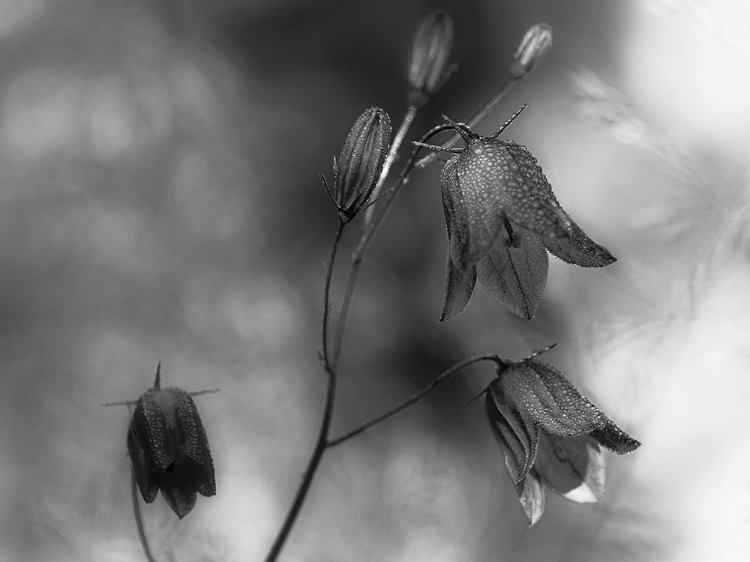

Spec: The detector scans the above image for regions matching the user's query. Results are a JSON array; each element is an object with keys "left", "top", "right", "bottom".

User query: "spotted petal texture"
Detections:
[
  {"left": 128, "top": 386, "right": 216, "bottom": 519},
  {"left": 543, "top": 210, "right": 616, "bottom": 267},
  {"left": 444, "top": 137, "right": 572, "bottom": 268}
]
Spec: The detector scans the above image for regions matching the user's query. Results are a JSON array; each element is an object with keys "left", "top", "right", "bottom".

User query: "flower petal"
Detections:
[
  {"left": 543, "top": 212, "right": 616, "bottom": 267},
  {"left": 135, "top": 388, "right": 180, "bottom": 471},
  {"left": 590, "top": 420, "right": 641, "bottom": 454},
  {"left": 175, "top": 392, "right": 216, "bottom": 497},
  {"left": 500, "top": 359, "right": 609, "bottom": 437},
  {"left": 514, "top": 470, "right": 546, "bottom": 526},
  {"left": 534, "top": 433, "right": 605, "bottom": 503},
  {"left": 476, "top": 227, "right": 548, "bottom": 319},
  {"left": 440, "top": 250, "right": 477, "bottom": 321},
  {"left": 156, "top": 453, "right": 199, "bottom": 519},
  {"left": 486, "top": 381, "right": 539, "bottom": 483},
  {"left": 127, "top": 410, "right": 159, "bottom": 504},
  {"left": 441, "top": 155, "right": 478, "bottom": 267}
]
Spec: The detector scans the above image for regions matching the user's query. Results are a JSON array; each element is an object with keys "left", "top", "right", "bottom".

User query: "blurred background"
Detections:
[{"left": 1, "top": 0, "right": 750, "bottom": 560}]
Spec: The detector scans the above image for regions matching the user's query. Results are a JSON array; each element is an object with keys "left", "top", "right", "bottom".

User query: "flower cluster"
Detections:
[{"left": 485, "top": 349, "right": 640, "bottom": 525}]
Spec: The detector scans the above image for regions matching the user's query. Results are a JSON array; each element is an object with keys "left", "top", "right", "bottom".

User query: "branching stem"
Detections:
[
  {"left": 327, "top": 354, "right": 502, "bottom": 447},
  {"left": 416, "top": 75, "right": 519, "bottom": 168},
  {"left": 265, "top": 221, "right": 345, "bottom": 562}
]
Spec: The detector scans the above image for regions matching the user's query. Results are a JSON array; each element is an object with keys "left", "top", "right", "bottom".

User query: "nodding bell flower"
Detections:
[
  {"left": 416, "top": 106, "right": 616, "bottom": 321},
  {"left": 125, "top": 364, "right": 216, "bottom": 519},
  {"left": 485, "top": 347, "right": 640, "bottom": 525},
  {"left": 325, "top": 107, "right": 392, "bottom": 223},
  {"left": 407, "top": 11, "right": 455, "bottom": 109},
  {"left": 508, "top": 23, "right": 553, "bottom": 80}
]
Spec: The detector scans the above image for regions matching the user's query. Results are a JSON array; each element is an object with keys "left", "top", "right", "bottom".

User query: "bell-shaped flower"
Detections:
[
  {"left": 425, "top": 106, "right": 616, "bottom": 321},
  {"left": 325, "top": 107, "right": 392, "bottom": 223},
  {"left": 126, "top": 364, "right": 216, "bottom": 519},
  {"left": 484, "top": 349, "right": 640, "bottom": 525}
]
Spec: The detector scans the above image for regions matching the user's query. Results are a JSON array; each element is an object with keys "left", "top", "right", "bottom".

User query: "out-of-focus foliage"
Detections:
[{"left": 2, "top": 0, "right": 750, "bottom": 561}]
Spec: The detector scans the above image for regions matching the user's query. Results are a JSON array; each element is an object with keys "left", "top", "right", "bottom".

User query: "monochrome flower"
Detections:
[
  {"left": 407, "top": 11, "right": 455, "bottom": 109},
  {"left": 127, "top": 364, "right": 216, "bottom": 519},
  {"left": 431, "top": 108, "right": 616, "bottom": 320},
  {"left": 485, "top": 350, "right": 640, "bottom": 525},
  {"left": 327, "top": 107, "right": 392, "bottom": 222}
]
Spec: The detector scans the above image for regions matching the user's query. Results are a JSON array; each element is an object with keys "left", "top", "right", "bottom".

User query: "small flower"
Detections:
[
  {"left": 127, "top": 364, "right": 216, "bottom": 519},
  {"left": 425, "top": 107, "right": 616, "bottom": 320},
  {"left": 326, "top": 107, "right": 392, "bottom": 222},
  {"left": 508, "top": 23, "right": 553, "bottom": 80},
  {"left": 407, "top": 11, "right": 455, "bottom": 109},
  {"left": 484, "top": 349, "right": 640, "bottom": 525}
]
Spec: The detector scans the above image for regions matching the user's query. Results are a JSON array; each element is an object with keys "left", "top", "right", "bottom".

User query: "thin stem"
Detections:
[
  {"left": 264, "top": 222, "right": 345, "bottom": 562},
  {"left": 331, "top": 123, "right": 455, "bottom": 364},
  {"left": 362, "top": 104, "right": 419, "bottom": 229},
  {"left": 131, "top": 447, "right": 157, "bottom": 562},
  {"left": 322, "top": 221, "right": 346, "bottom": 363},
  {"left": 415, "top": 75, "right": 518, "bottom": 169},
  {"left": 327, "top": 354, "right": 501, "bottom": 447}
]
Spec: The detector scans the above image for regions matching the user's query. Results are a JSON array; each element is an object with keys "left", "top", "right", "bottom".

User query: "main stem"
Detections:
[{"left": 264, "top": 221, "right": 345, "bottom": 562}]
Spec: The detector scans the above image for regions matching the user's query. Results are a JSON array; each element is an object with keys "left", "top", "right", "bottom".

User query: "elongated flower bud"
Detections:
[
  {"left": 508, "top": 23, "right": 553, "bottom": 80},
  {"left": 408, "top": 11, "right": 454, "bottom": 109},
  {"left": 331, "top": 107, "right": 391, "bottom": 222}
]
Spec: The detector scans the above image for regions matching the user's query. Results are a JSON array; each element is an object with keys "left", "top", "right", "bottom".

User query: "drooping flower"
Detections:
[
  {"left": 484, "top": 348, "right": 640, "bottom": 525},
  {"left": 424, "top": 106, "right": 616, "bottom": 320},
  {"left": 407, "top": 11, "right": 455, "bottom": 109},
  {"left": 325, "top": 107, "right": 392, "bottom": 223},
  {"left": 126, "top": 364, "right": 216, "bottom": 519}
]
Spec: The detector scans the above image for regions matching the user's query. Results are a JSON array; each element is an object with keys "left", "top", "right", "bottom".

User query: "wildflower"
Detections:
[
  {"left": 326, "top": 107, "right": 392, "bottom": 222},
  {"left": 420, "top": 107, "right": 616, "bottom": 320},
  {"left": 508, "top": 24, "right": 553, "bottom": 80},
  {"left": 485, "top": 349, "right": 640, "bottom": 525},
  {"left": 407, "top": 11, "right": 455, "bottom": 109},
  {"left": 127, "top": 364, "right": 216, "bottom": 519}
]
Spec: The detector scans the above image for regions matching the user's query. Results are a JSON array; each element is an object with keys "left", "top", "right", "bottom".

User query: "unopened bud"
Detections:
[
  {"left": 332, "top": 107, "right": 391, "bottom": 222},
  {"left": 508, "top": 23, "right": 552, "bottom": 80},
  {"left": 407, "top": 11, "right": 454, "bottom": 109}
]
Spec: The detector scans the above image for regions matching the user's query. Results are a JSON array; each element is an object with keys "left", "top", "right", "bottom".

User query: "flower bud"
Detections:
[
  {"left": 407, "top": 11, "right": 455, "bottom": 109},
  {"left": 127, "top": 365, "right": 216, "bottom": 519},
  {"left": 332, "top": 107, "right": 391, "bottom": 222},
  {"left": 508, "top": 23, "right": 553, "bottom": 80}
]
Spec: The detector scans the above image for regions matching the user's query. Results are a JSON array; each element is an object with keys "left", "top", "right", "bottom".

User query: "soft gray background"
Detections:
[{"left": 1, "top": 0, "right": 749, "bottom": 560}]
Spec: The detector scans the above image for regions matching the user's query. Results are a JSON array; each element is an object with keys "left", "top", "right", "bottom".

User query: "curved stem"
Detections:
[
  {"left": 327, "top": 354, "right": 501, "bottom": 447},
  {"left": 322, "top": 221, "right": 346, "bottom": 363},
  {"left": 265, "top": 221, "right": 345, "bottom": 562},
  {"left": 415, "top": 75, "right": 519, "bottom": 169},
  {"left": 131, "top": 454, "right": 157, "bottom": 562}
]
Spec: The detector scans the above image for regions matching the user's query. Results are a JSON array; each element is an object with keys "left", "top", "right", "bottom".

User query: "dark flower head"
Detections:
[
  {"left": 484, "top": 349, "right": 640, "bottom": 525},
  {"left": 327, "top": 107, "right": 392, "bottom": 222},
  {"left": 428, "top": 107, "right": 616, "bottom": 321},
  {"left": 407, "top": 11, "right": 455, "bottom": 109},
  {"left": 127, "top": 364, "right": 216, "bottom": 519}
]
